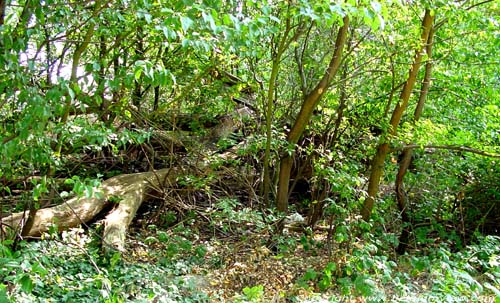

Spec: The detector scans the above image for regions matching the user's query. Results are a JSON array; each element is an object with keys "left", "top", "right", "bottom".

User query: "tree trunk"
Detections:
[
  {"left": 1, "top": 169, "right": 185, "bottom": 254},
  {"left": 396, "top": 25, "right": 435, "bottom": 254},
  {"left": 1, "top": 169, "right": 170, "bottom": 244},
  {"left": 102, "top": 169, "right": 176, "bottom": 252},
  {"left": 262, "top": 37, "right": 286, "bottom": 207},
  {"left": 276, "top": 16, "right": 349, "bottom": 212},
  {"left": 361, "top": 10, "right": 434, "bottom": 221},
  {"left": 262, "top": 18, "right": 296, "bottom": 207},
  {"left": 132, "top": 25, "right": 145, "bottom": 110},
  {"left": 395, "top": 147, "right": 413, "bottom": 254},
  {"left": 1, "top": 113, "right": 247, "bottom": 251},
  {"left": 0, "top": 0, "right": 6, "bottom": 26}
]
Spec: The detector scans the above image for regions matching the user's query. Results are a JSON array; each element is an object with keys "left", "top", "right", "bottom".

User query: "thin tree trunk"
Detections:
[
  {"left": 262, "top": 17, "right": 300, "bottom": 206},
  {"left": 277, "top": 16, "right": 349, "bottom": 212},
  {"left": 22, "top": 0, "right": 103, "bottom": 238},
  {"left": 361, "top": 10, "right": 434, "bottom": 221},
  {"left": 132, "top": 26, "right": 144, "bottom": 110},
  {"left": 262, "top": 29, "right": 287, "bottom": 206},
  {"left": 413, "top": 28, "right": 434, "bottom": 120},
  {"left": 395, "top": 147, "right": 413, "bottom": 254},
  {"left": 307, "top": 62, "right": 350, "bottom": 226},
  {"left": 396, "top": 26, "right": 435, "bottom": 254},
  {"left": 0, "top": 0, "right": 5, "bottom": 26},
  {"left": 96, "top": 35, "right": 108, "bottom": 122}
]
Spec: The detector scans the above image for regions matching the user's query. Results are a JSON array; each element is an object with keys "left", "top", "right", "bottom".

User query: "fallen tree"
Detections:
[
  {"left": 1, "top": 168, "right": 177, "bottom": 252},
  {"left": 0, "top": 144, "right": 248, "bottom": 252},
  {"left": 1, "top": 103, "right": 256, "bottom": 252}
]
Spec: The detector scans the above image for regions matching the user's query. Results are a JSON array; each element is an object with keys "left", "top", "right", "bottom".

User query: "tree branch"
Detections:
[{"left": 394, "top": 144, "right": 500, "bottom": 158}]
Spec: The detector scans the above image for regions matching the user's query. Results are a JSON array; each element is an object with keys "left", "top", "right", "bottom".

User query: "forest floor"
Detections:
[
  {"left": 2, "top": 151, "right": 498, "bottom": 302},
  {"left": 4, "top": 200, "right": 498, "bottom": 303}
]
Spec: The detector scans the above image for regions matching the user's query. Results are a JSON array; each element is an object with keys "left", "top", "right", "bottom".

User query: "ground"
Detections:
[{"left": 2, "top": 202, "right": 499, "bottom": 303}]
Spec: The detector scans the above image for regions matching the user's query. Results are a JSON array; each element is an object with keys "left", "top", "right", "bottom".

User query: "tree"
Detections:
[
  {"left": 396, "top": 23, "right": 435, "bottom": 254},
  {"left": 361, "top": 9, "right": 435, "bottom": 221},
  {"left": 261, "top": 5, "right": 302, "bottom": 207},
  {"left": 1, "top": 0, "right": 499, "bottom": 259},
  {"left": 276, "top": 16, "right": 350, "bottom": 212}
]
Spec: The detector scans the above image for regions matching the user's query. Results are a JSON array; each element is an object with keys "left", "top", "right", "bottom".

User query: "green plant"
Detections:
[
  {"left": 318, "top": 262, "right": 337, "bottom": 292},
  {"left": 209, "top": 198, "right": 265, "bottom": 234},
  {"left": 297, "top": 268, "right": 318, "bottom": 290},
  {"left": 242, "top": 284, "right": 264, "bottom": 302},
  {"left": 0, "top": 228, "right": 211, "bottom": 303},
  {"left": 273, "top": 234, "right": 299, "bottom": 254}
]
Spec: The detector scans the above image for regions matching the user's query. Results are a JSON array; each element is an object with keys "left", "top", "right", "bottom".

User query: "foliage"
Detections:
[
  {"left": 1, "top": 215, "right": 499, "bottom": 302},
  {"left": 0, "top": 0, "right": 499, "bottom": 302},
  {"left": 292, "top": 232, "right": 500, "bottom": 302},
  {"left": 240, "top": 285, "right": 264, "bottom": 303},
  {"left": 208, "top": 198, "right": 266, "bottom": 234},
  {"left": 0, "top": 228, "right": 210, "bottom": 303}
]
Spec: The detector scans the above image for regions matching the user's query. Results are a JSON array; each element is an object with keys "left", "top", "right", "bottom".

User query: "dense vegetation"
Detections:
[{"left": 1, "top": 0, "right": 499, "bottom": 302}]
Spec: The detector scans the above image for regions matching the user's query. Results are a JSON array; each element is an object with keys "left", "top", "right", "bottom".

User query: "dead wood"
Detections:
[
  {"left": 1, "top": 169, "right": 175, "bottom": 252},
  {"left": 101, "top": 168, "right": 175, "bottom": 252},
  {"left": 1, "top": 107, "right": 253, "bottom": 252}
]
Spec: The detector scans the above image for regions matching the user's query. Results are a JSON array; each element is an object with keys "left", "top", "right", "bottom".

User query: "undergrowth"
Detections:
[{"left": 1, "top": 201, "right": 499, "bottom": 303}]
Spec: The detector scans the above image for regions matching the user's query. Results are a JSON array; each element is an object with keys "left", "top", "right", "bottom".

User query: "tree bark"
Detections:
[
  {"left": 0, "top": 0, "right": 6, "bottom": 26},
  {"left": 262, "top": 17, "right": 302, "bottom": 207},
  {"left": 1, "top": 169, "right": 177, "bottom": 252},
  {"left": 276, "top": 16, "right": 349, "bottom": 212},
  {"left": 262, "top": 19, "right": 291, "bottom": 207},
  {"left": 396, "top": 25, "right": 435, "bottom": 254},
  {"left": 102, "top": 169, "right": 175, "bottom": 252},
  {"left": 132, "top": 25, "right": 145, "bottom": 110},
  {"left": 361, "top": 10, "right": 434, "bottom": 221},
  {"left": 1, "top": 113, "right": 246, "bottom": 250},
  {"left": 395, "top": 147, "right": 414, "bottom": 254}
]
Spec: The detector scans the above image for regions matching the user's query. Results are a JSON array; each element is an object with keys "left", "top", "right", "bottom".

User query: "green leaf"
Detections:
[
  {"left": 303, "top": 268, "right": 317, "bottom": 281},
  {"left": 144, "top": 12, "right": 152, "bottom": 24},
  {"left": 161, "top": 26, "right": 177, "bottom": 40},
  {"left": 242, "top": 284, "right": 263, "bottom": 300},
  {"left": 31, "top": 262, "right": 48, "bottom": 277},
  {"left": 182, "top": 38, "right": 191, "bottom": 48},
  {"left": 180, "top": 16, "right": 194, "bottom": 32},
  {"left": 354, "top": 275, "right": 376, "bottom": 297},
  {"left": 0, "top": 284, "right": 9, "bottom": 303},
  {"left": 67, "top": 85, "right": 75, "bottom": 100},
  {"left": 202, "top": 11, "right": 217, "bottom": 32},
  {"left": 134, "top": 68, "right": 142, "bottom": 80},
  {"left": 157, "top": 231, "right": 168, "bottom": 242},
  {"left": 324, "top": 262, "right": 336, "bottom": 276},
  {"left": 144, "top": 236, "right": 158, "bottom": 245},
  {"left": 92, "top": 61, "right": 101, "bottom": 71},
  {"left": 19, "top": 274, "right": 33, "bottom": 293}
]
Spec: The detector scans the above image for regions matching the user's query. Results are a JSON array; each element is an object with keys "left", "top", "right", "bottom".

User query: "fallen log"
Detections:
[
  {"left": 101, "top": 168, "right": 175, "bottom": 252},
  {"left": 1, "top": 114, "right": 250, "bottom": 251},
  {"left": 1, "top": 104, "right": 255, "bottom": 252},
  {"left": 1, "top": 168, "right": 175, "bottom": 252}
]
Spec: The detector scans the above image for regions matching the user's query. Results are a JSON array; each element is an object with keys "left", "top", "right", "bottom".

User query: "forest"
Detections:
[{"left": 0, "top": 0, "right": 499, "bottom": 302}]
